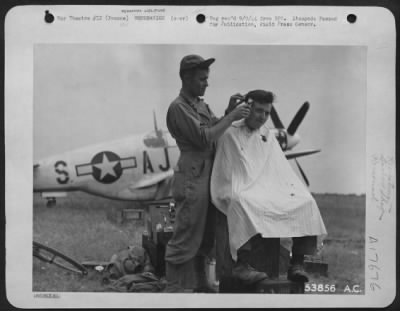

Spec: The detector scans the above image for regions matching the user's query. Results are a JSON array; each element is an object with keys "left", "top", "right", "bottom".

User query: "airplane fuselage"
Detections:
[{"left": 34, "top": 130, "right": 179, "bottom": 201}]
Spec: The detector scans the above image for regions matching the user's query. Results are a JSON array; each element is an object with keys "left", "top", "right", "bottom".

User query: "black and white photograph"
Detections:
[
  {"left": 5, "top": 5, "right": 396, "bottom": 309},
  {"left": 31, "top": 43, "right": 366, "bottom": 292}
]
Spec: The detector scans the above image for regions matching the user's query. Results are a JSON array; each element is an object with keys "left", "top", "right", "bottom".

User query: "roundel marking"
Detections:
[{"left": 91, "top": 151, "right": 122, "bottom": 184}]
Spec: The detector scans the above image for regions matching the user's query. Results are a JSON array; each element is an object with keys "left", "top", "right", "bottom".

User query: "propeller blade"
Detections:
[
  {"left": 295, "top": 158, "right": 310, "bottom": 186},
  {"left": 285, "top": 149, "right": 321, "bottom": 160},
  {"left": 270, "top": 105, "right": 285, "bottom": 129},
  {"left": 287, "top": 101, "right": 310, "bottom": 136}
]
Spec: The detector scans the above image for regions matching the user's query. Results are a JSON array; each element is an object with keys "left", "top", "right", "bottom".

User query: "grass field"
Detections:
[
  {"left": 32, "top": 192, "right": 365, "bottom": 294},
  {"left": 307, "top": 193, "right": 365, "bottom": 294}
]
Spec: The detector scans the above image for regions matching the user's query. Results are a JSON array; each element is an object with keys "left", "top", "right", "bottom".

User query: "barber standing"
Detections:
[{"left": 164, "top": 55, "right": 249, "bottom": 292}]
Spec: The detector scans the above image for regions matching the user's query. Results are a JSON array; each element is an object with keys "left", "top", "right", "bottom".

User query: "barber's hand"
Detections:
[
  {"left": 229, "top": 103, "right": 251, "bottom": 121},
  {"left": 225, "top": 93, "right": 245, "bottom": 115}
]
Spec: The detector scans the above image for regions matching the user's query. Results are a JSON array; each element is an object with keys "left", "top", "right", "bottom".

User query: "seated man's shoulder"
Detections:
[
  {"left": 218, "top": 123, "right": 240, "bottom": 146},
  {"left": 224, "top": 123, "right": 240, "bottom": 136},
  {"left": 231, "top": 119, "right": 244, "bottom": 127},
  {"left": 230, "top": 120, "right": 246, "bottom": 131},
  {"left": 228, "top": 121, "right": 249, "bottom": 135}
]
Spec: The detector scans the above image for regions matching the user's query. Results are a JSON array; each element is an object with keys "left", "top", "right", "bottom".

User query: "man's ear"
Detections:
[{"left": 182, "top": 72, "right": 191, "bottom": 85}]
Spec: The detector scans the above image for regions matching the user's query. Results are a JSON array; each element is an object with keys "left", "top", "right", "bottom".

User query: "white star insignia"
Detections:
[{"left": 93, "top": 153, "right": 118, "bottom": 180}]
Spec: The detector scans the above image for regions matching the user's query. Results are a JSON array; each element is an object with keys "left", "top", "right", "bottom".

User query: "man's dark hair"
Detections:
[{"left": 245, "top": 90, "right": 275, "bottom": 104}]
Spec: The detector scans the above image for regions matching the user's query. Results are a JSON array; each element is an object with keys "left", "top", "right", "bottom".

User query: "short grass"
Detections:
[
  {"left": 307, "top": 193, "right": 365, "bottom": 294},
  {"left": 33, "top": 192, "right": 145, "bottom": 292},
  {"left": 33, "top": 192, "right": 365, "bottom": 294}
]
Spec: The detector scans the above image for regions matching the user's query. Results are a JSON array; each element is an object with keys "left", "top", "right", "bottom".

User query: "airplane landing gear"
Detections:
[{"left": 46, "top": 198, "right": 56, "bottom": 208}]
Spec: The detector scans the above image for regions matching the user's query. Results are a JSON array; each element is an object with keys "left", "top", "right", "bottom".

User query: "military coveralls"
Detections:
[{"left": 165, "top": 89, "right": 220, "bottom": 289}]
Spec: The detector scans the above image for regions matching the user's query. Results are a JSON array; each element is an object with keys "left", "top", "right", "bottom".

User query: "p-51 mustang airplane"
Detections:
[{"left": 34, "top": 102, "right": 320, "bottom": 207}]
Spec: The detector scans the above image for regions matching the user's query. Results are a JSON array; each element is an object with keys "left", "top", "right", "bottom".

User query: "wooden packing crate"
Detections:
[{"left": 121, "top": 208, "right": 144, "bottom": 223}]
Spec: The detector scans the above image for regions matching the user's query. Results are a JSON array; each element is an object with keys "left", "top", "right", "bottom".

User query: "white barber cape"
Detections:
[{"left": 211, "top": 120, "right": 327, "bottom": 261}]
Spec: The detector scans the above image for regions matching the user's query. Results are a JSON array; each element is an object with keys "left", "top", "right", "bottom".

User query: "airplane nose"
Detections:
[{"left": 287, "top": 133, "right": 301, "bottom": 150}]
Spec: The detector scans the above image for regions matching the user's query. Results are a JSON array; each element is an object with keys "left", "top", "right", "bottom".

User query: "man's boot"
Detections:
[
  {"left": 231, "top": 249, "right": 268, "bottom": 285},
  {"left": 163, "top": 261, "right": 185, "bottom": 293},
  {"left": 287, "top": 254, "right": 309, "bottom": 283}
]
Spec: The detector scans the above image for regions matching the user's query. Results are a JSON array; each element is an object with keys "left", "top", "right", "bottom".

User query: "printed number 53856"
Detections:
[{"left": 305, "top": 283, "right": 336, "bottom": 293}]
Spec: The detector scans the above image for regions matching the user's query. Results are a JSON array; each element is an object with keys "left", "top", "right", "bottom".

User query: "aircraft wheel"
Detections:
[{"left": 46, "top": 198, "right": 56, "bottom": 208}]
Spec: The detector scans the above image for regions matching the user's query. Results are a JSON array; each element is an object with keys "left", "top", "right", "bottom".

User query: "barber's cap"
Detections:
[{"left": 180, "top": 54, "right": 215, "bottom": 72}]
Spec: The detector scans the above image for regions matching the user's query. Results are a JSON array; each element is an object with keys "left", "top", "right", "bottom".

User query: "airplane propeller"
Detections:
[
  {"left": 294, "top": 158, "right": 309, "bottom": 187},
  {"left": 270, "top": 106, "right": 285, "bottom": 129},
  {"left": 287, "top": 101, "right": 310, "bottom": 136},
  {"left": 270, "top": 101, "right": 312, "bottom": 186}
]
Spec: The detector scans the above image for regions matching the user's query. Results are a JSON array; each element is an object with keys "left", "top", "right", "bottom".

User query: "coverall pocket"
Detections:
[{"left": 171, "top": 171, "right": 185, "bottom": 202}]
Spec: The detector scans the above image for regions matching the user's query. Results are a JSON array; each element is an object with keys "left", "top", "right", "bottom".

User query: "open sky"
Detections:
[{"left": 34, "top": 44, "right": 366, "bottom": 194}]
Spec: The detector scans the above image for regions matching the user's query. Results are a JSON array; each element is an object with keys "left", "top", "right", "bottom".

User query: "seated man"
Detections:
[{"left": 210, "top": 90, "right": 327, "bottom": 284}]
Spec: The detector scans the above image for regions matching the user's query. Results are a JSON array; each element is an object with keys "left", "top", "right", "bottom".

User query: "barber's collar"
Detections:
[
  {"left": 179, "top": 89, "right": 202, "bottom": 110},
  {"left": 233, "top": 119, "right": 259, "bottom": 132},
  {"left": 233, "top": 120, "right": 270, "bottom": 142}
]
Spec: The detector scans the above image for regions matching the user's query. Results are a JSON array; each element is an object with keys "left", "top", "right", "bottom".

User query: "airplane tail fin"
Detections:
[{"left": 153, "top": 110, "right": 158, "bottom": 133}]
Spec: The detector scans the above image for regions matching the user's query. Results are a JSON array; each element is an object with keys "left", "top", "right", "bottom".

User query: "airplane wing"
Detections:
[
  {"left": 285, "top": 149, "right": 321, "bottom": 160},
  {"left": 129, "top": 170, "right": 174, "bottom": 190}
]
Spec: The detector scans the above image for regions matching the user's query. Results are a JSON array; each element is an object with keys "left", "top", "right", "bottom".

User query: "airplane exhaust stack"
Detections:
[{"left": 287, "top": 102, "right": 310, "bottom": 136}]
